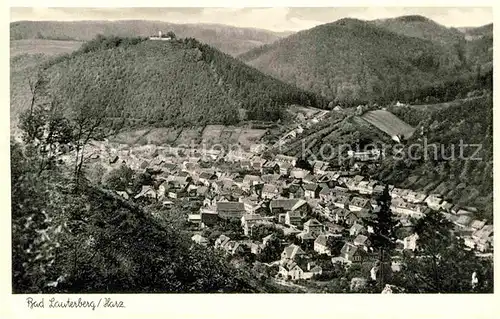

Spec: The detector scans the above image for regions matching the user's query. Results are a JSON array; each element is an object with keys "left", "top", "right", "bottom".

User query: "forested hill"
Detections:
[
  {"left": 10, "top": 20, "right": 289, "bottom": 56},
  {"left": 238, "top": 17, "right": 488, "bottom": 106},
  {"left": 369, "top": 15, "right": 465, "bottom": 46},
  {"left": 24, "top": 35, "right": 325, "bottom": 128}
]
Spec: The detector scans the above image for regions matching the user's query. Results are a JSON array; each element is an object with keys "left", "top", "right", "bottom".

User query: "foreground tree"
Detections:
[
  {"left": 396, "top": 211, "right": 493, "bottom": 293},
  {"left": 363, "top": 184, "right": 398, "bottom": 290}
]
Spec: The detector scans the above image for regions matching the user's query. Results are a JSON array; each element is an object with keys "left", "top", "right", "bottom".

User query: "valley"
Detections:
[{"left": 10, "top": 13, "right": 494, "bottom": 295}]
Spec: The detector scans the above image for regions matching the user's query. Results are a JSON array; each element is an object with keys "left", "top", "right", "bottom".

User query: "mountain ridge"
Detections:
[
  {"left": 239, "top": 17, "right": 464, "bottom": 104},
  {"left": 10, "top": 20, "right": 291, "bottom": 56}
]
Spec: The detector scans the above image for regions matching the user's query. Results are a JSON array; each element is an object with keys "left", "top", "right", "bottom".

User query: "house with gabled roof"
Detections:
[
  {"left": 303, "top": 183, "right": 321, "bottom": 199},
  {"left": 286, "top": 182, "right": 305, "bottom": 199},
  {"left": 314, "top": 234, "right": 331, "bottom": 255},
  {"left": 319, "top": 187, "right": 335, "bottom": 202},
  {"left": 331, "top": 207, "right": 350, "bottom": 224},
  {"left": 270, "top": 199, "right": 309, "bottom": 217},
  {"left": 407, "top": 190, "right": 427, "bottom": 204},
  {"left": 240, "top": 160, "right": 251, "bottom": 170},
  {"left": 277, "top": 162, "right": 293, "bottom": 176},
  {"left": 290, "top": 168, "right": 310, "bottom": 179},
  {"left": 340, "top": 242, "right": 365, "bottom": 263},
  {"left": 391, "top": 198, "right": 426, "bottom": 219},
  {"left": 303, "top": 218, "right": 324, "bottom": 237},
  {"left": 261, "top": 183, "right": 280, "bottom": 199},
  {"left": 134, "top": 185, "right": 157, "bottom": 200},
  {"left": 346, "top": 175, "right": 364, "bottom": 191},
  {"left": 332, "top": 194, "right": 350, "bottom": 209},
  {"left": 425, "top": 194, "right": 443, "bottom": 210},
  {"left": 472, "top": 225, "right": 493, "bottom": 252},
  {"left": 353, "top": 234, "right": 371, "bottom": 251},
  {"left": 241, "top": 214, "right": 273, "bottom": 236},
  {"left": 216, "top": 201, "right": 246, "bottom": 220},
  {"left": 349, "top": 197, "right": 371, "bottom": 212},
  {"left": 349, "top": 223, "right": 366, "bottom": 237},
  {"left": 278, "top": 260, "right": 305, "bottom": 280},
  {"left": 198, "top": 171, "right": 217, "bottom": 186},
  {"left": 281, "top": 244, "right": 306, "bottom": 261},
  {"left": 285, "top": 210, "right": 302, "bottom": 227},
  {"left": 296, "top": 231, "right": 316, "bottom": 243},
  {"left": 470, "top": 219, "right": 487, "bottom": 231},
  {"left": 454, "top": 215, "right": 473, "bottom": 229}
]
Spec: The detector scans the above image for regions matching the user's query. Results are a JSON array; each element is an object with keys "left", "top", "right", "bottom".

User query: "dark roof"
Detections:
[
  {"left": 303, "top": 183, "right": 320, "bottom": 191},
  {"left": 216, "top": 202, "right": 245, "bottom": 212},
  {"left": 341, "top": 242, "right": 360, "bottom": 257},
  {"left": 315, "top": 234, "right": 328, "bottom": 246},
  {"left": 271, "top": 199, "right": 306, "bottom": 211},
  {"left": 354, "top": 234, "right": 369, "bottom": 246},
  {"left": 199, "top": 172, "right": 215, "bottom": 179},
  {"left": 304, "top": 218, "right": 323, "bottom": 227}
]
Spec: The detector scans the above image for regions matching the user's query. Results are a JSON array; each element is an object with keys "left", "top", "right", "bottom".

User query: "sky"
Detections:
[{"left": 10, "top": 7, "right": 493, "bottom": 32}]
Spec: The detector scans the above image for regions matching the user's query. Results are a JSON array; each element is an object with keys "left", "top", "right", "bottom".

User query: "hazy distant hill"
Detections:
[
  {"left": 457, "top": 23, "right": 493, "bottom": 39},
  {"left": 370, "top": 16, "right": 492, "bottom": 67},
  {"left": 11, "top": 35, "right": 325, "bottom": 128},
  {"left": 370, "top": 15, "right": 465, "bottom": 46},
  {"left": 239, "top": 18, "right": 463, "bottom": 105},
  {"left": 10, "top": 20, "right": 290, "bottom": 56}
]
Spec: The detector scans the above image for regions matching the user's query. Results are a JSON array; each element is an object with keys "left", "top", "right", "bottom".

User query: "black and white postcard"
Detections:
[{"left": 5, "top": 3, "right": 497, "bottom": 319}]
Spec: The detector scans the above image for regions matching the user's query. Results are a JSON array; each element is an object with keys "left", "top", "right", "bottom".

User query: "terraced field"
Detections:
[{"left": 109, "top": 125, "right": 267, "bottom": 149}]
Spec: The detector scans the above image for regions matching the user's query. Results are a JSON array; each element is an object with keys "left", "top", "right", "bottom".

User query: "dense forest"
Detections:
[
  {"left": 14, "top": 35, "right": 326, "bottom": 129},
  {"left": 239, "top": 17, "right": 492, "bottom": 106}
]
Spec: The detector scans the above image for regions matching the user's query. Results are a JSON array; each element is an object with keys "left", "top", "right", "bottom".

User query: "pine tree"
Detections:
[
  {"left": 398, "top": 211, "right": 493, "bottom": 293},
  {"left": 363, "top": 184, "right": 398, "bottom": 290}
]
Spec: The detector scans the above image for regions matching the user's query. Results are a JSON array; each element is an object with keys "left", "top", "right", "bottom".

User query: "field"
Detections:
[
  {"left": 10, "top": 39, "right": 83, "bottom": 57},
  {"left": 10, "top": 39, "right": 83, "bottom": 127},
  {"left": 360, "top": 110, "right": 415, "bottom": 140}
]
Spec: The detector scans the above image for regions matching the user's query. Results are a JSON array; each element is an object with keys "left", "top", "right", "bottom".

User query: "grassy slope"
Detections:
[
  {"left": 361, "top": 110, "right": 415, "bottom": 139},
  {"left": 10, "top": 39, "right": 83, "bottom": 56},
  {"left": 10, "top": 20, "right": 287, "bottom": 56}
]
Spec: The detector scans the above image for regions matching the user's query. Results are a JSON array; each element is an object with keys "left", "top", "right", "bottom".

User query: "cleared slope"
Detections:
[
  {"left": 361, "top": 110, "right": 415, "bottom": 140},
  {"left": 10, "top": 39, "right": 83, "bottom": 57},
  {"left": 10, "top": 20, "right": 288, "bottom": 56}
]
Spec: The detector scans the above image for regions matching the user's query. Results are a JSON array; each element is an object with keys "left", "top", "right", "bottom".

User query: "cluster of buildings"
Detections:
[{"left": 81, "top": 122, "right": 492, "bottom": 283}]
